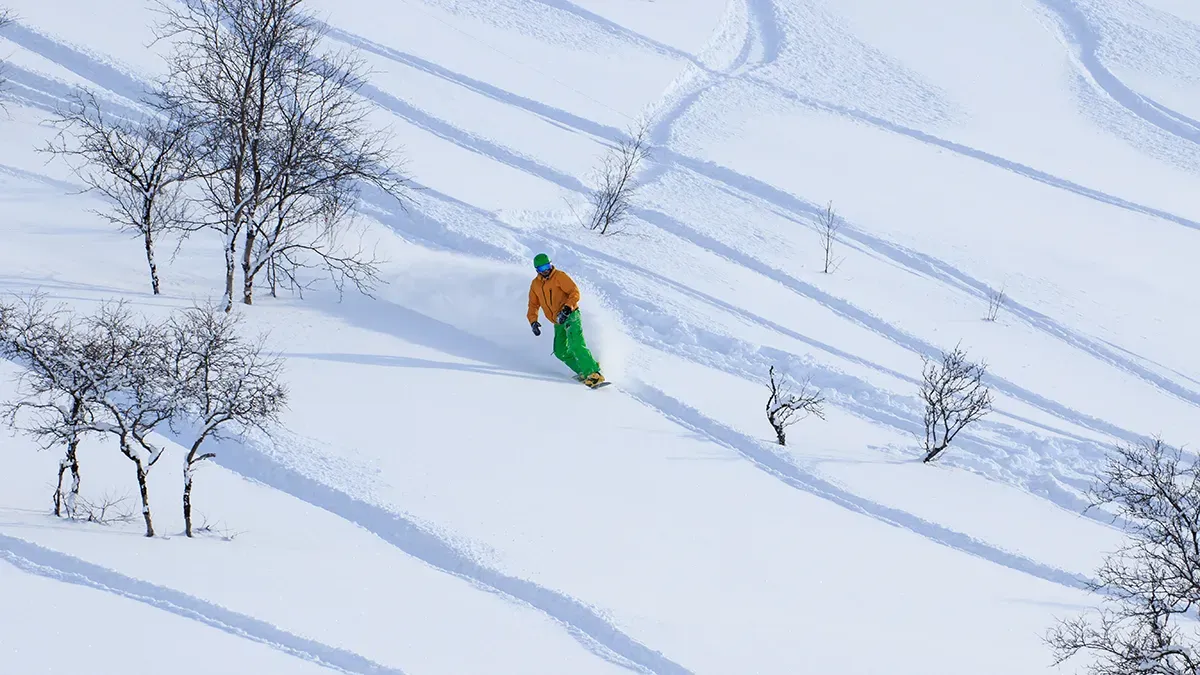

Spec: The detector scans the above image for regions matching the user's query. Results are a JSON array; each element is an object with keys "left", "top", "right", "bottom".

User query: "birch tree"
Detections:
[
  {"left": 168, "top": 305, "right": 286, "bottom": 536},
  {"left": 0, "top": 296, "right": 99, "bottom": 517},
  {"left": 85, "top": 305, "right": 179, "bottom": 537},
  {"left": 46, "top": 91, "right": 196, "bottom": 295},
  {"left": 1049, "top": 438, "right": 1200, "bottom": 674},
  {"left": 155, "top": 0, "right": 405, "bottom": 310}
]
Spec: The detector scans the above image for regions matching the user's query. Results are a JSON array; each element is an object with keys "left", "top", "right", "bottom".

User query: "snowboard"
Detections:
[{"left": 573, "top": 374, "right": 611, "bottom": 389}]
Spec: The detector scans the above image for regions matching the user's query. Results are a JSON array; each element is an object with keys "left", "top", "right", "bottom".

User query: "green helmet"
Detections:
[{"left": 533, "top": 253, "right": 551, "bottom": 269}]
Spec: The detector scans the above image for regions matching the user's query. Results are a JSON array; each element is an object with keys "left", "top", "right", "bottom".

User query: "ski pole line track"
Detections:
[{"left": 0, "top": 534, "right": 409, "bottom": 675}]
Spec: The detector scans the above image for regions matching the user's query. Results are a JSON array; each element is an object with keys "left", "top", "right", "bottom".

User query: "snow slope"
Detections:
[{"left": 3, "top": 0, "right": 1199, "bottom": 672}]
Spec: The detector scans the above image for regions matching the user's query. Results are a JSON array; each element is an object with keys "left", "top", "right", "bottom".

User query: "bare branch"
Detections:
[
  {"left": 1048, "top": 438, "right": 1200, "bottom": 674},
  {"left": 920, "top": 345, "right": 992, "bottom": 463},
  {"left": 154, "top": 0, "right": 408, "bottom": 309},
  {"left": 167, "top": 303, "right": 286, "bottom": 536},
  {"left": 80, "top": 304, "right": 180, "bottom": 537},
  {"left": 44, "top": 91, "right": 197, "bottom": 294},
  {"left": 984, "top": 285, "right": 1006, "bottom": 322},
  {"left": 819, "top": 202, "right": 843, "bottom": 274},
  {"left": 0, "top": 294, "right": 113, "bottom": 518},
  {"left": 585, "top": 119, "right": 651, "bottom": 236},
  {"left": 765, "top": 366, "right": 825, "bottom": 446}
]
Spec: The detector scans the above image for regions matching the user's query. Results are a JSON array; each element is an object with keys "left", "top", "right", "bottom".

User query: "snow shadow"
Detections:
[
  {"left": 209, "top": 438, "right": 695, "bottom": 675},
  {"left": 626, "top": 384, "right": 1094, "bottom": 591},
  {"left": 0, "top": 534, "right": 408, "bottom": 675}
]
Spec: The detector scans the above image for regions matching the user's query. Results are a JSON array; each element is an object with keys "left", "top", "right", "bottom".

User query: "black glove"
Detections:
[
  {"left": 531, "top": 321, "right": 541, "bottom": 336},
  {"left": 556, "top": 306, "right": 573, "bottom": 324}
]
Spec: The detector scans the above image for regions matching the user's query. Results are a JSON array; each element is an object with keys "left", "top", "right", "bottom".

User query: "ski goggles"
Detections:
[{"left": 536, "top": 263, "right": 553, "bottom": 274}]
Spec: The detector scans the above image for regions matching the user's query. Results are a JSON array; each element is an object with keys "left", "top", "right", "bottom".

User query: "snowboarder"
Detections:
[{"left": 527, "top": 253, "right": 606, "bottom": 387}]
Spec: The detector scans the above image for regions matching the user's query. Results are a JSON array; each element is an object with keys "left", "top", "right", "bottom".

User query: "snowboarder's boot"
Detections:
[{"left": 583, "top": 372, "right": 606, "bottom": 388}]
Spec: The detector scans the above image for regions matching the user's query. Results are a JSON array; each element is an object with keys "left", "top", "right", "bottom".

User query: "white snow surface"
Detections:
[{"left": 1, "top": 0, "right": 1197, "bottom": 672}]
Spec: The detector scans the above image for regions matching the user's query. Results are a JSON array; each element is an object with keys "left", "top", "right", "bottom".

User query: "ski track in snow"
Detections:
[
  {"left": 378, "top": 182, "right": 1113, "bottom": 516},
  {"left": 623, "top": 383, "right": 1093, "bottom": 591},
  {"left": 210, "top": 445, "right": 694, "bottom": 675},
  {"left": 0, "top": 2, "right": 1149, "bottom": 525},
  {"left": 521, "top": 0, "right": 701, "bottom": 67},
  {"left": 3, "top": 22, "right": 149, "bottom": 104},
  {"left": 1035, "top": 0, "right": 1200, "bottom": 147},
  {"left": 2, "top": 0, "right": 1195, "bottom": 657},
  {"left": 0, "top": 534, "right": 408, "bottom": 675},
  {"left": 324, "top": 26, "right": 624, "bottom": 143},
  {"left": 328, "top": 9, "right": 1200, "bottom": 423}
]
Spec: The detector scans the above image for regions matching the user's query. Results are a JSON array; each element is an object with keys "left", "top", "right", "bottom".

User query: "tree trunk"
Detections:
[
  {"left": 65, "top": 439, "right": 80, "bottom": 516},
  {"left": 183, "top": 463, "right": 195, "bottom": 538},
  {"left": 242, "top": 229, "right": 257, "bottom": 306},
  {"left": 53, "top": 459, "right": 66, "bottom": 517},
  {"left": 53, "top": 438, "right": 81, "bottom": 517},
  {"left": 224, "top": 232, "right": 237, "bottom": 313},
  {"left": 144, "top": 230, "right": 161, "bottom": 295},
  {"left": 135, "top": 459, "right": 154, "bottom": 537}
]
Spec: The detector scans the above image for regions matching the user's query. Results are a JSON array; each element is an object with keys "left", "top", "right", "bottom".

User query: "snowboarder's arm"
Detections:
[
  {"left": 561, "top": 272, "right": 581, "bottom": 310},
  {"left": 527, "top": 282, "right": 540, "bottom": 324}
]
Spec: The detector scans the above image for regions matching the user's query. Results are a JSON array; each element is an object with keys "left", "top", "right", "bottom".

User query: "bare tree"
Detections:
[
  {"left": 85, "top": 305, "right": 179, "bottom": 537},
  {"left": 819, "top": 202, "right": 842, "bottom": 274},
  {"left": 0, "top": 296, "right": 89, "bottom": 517},
  {"left": 240, "top": 35, "right": 403, "bottom": 304},
  {"left": 765, "top": 366, "right": 825, "bottom": 446},
  {"left": 168, "top": 304, "right": 286, "bottom": 537},
  {"left": 984, "top": 285, "right": 1006, "bottom": 322},
  {"left": 919, "top": 346, "right": 992, "bottom": 463},
  {"left": 0, "top": 296, "right": 126, "bottom": 517},
  {"left": 45, "top": 91, "right": 196, "bottom": 295},
  {"left": 582, "top": 120, "right": 651, "bottom": 236},
  {"left": 155, "top": 0, "right": 405, "bottom": 310},
  {"left": 154, "top": 0, "right": 293, "bottom": 310},
  {"left": 1048, "top": 438, "right": 1200, "bottom": 674}
]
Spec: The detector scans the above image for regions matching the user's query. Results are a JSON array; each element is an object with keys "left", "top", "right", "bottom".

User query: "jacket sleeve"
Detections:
[
  {"left": 527, "top": 281, "right": 540, "bottom": 324},
  {"left": 560, "top": 272, "right": 581, "bottom": 310}
]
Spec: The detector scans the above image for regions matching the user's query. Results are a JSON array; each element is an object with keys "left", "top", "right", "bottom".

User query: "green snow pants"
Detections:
[{"left": 553, "top": 311, "right": 600, "bottom": 377}]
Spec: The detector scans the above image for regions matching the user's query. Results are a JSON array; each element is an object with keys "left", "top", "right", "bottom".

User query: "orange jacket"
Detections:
[{"left": 527, "top": 269, "right": 581, "bottom": 324}]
